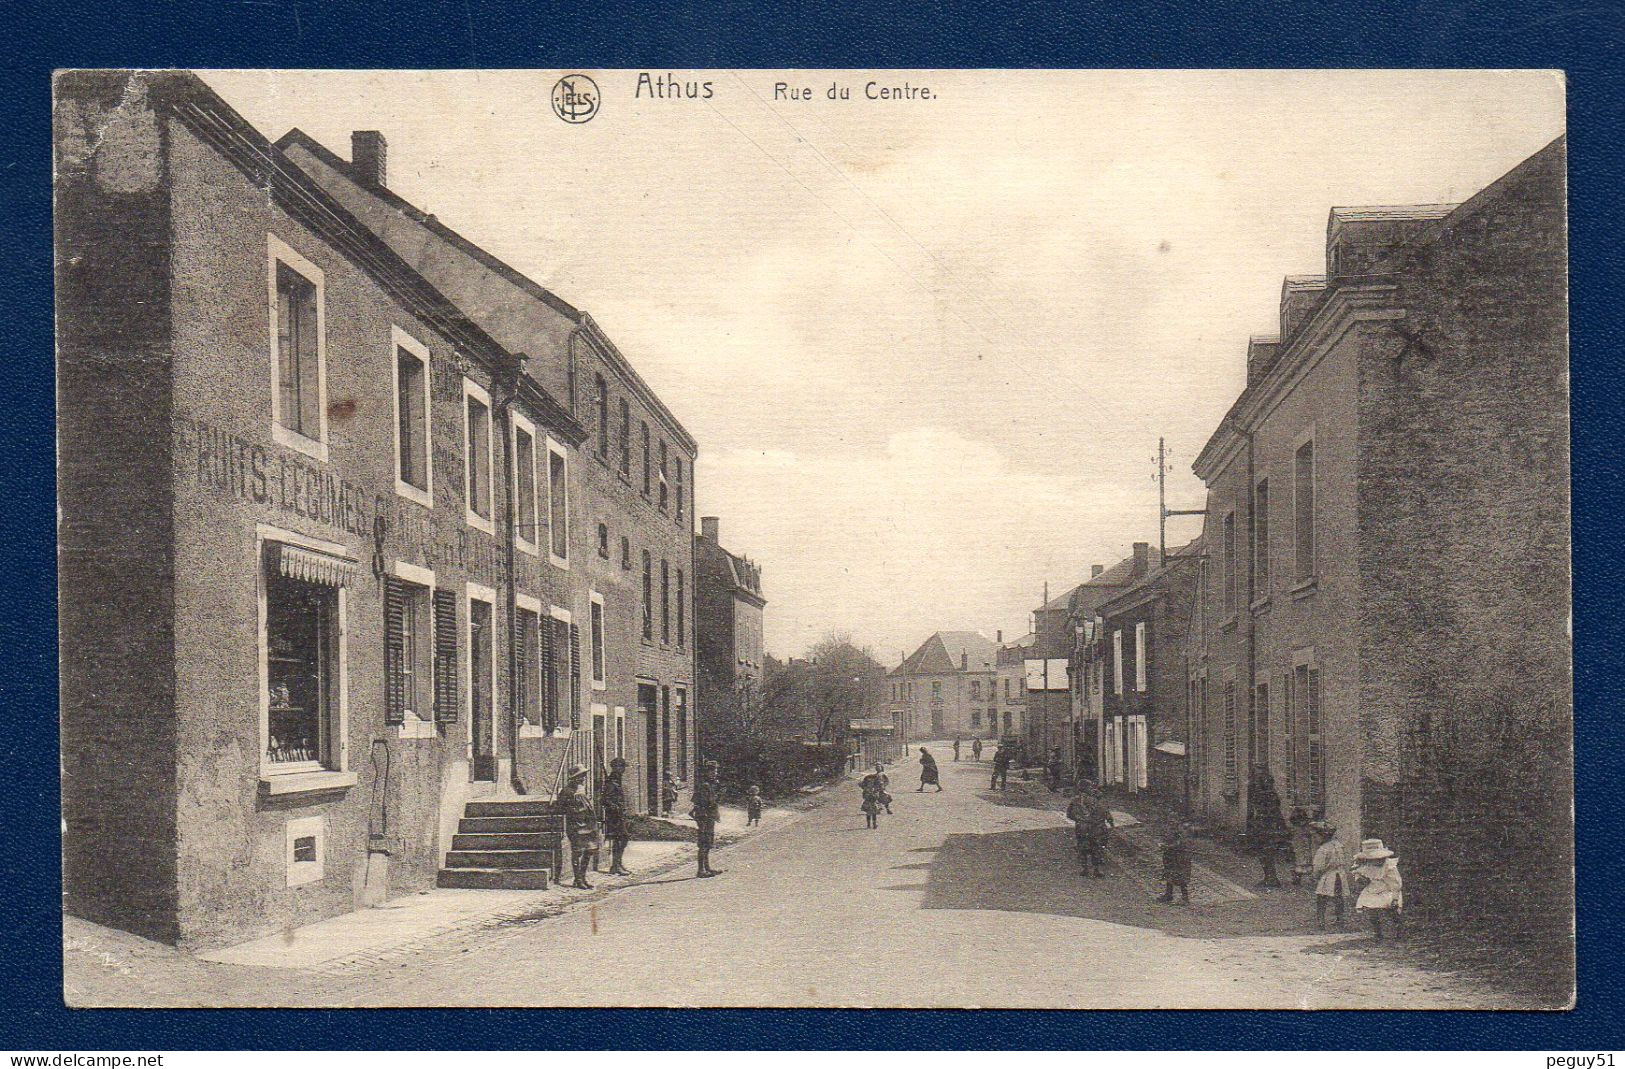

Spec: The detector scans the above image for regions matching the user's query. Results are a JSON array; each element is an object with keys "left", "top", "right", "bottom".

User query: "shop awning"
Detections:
[{"left": 273, "top": 542, "right": 361, "bottom": 588}]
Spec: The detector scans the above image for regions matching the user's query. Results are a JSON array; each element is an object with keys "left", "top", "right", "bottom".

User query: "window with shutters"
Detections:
[
  {"left": 268, "top": 237, "right": 326, "bottom": 460},
  {"left": 641, "top": 551, "right": 653, "bottom": 640},
  {"left": 640, "top": 422, "right": 652, "bottom": 498},
  {"left": 512, "top": 414, "right": 538, "bottom": 556},
  {"left": 676, "top": 568, "right": 686, "bottom": 647},
  {"left": 660, "top": 558, "right": 671, "bottom": 644},
  {"left": 675, "top": 457, "right": 685, "bottom": 521},
  {"left": 675, "top": 687, "right": 689, "bottom": 776},
  {"left": 594, "top": 374, "right": 609, "bottom": 459},
  {"left": 547, "top": 438, "right": 569, "bottom": 567},
  {"left": 1283, "top": 669, "right": 1297, "bottom": 799},
  {"left": 1223, "top": 510, "right": 1237, "bottom": 618},
  {"left": 515, "top": 605, "right": 540, "bottom": 727},
  {"left": 1298, "top": 661, "right": 1323, "bottom": 807},
  {"left": 432, "top": 588, "right": 460, "bottom": 724},
  {"left": 1135, "top": 621, "right": 1148, "bottom": 692},
  {"left": 384, "top": 575, "right": 432, "bottom": 732},
  {"left": 618, "top": 399, "right": 631, "bottom": 477},
  {"left": 1252, "top": 478, "right": 1270, "bottom": 597},
  {"left": 1250, "top": 681, "right": 1270, "bottom": 771},
  {"left": 264, "top": 552, "right": 342, "bottom": 771},
  {"left": 1294, "top": 437, "right": 1315, "bottom": 582},
  {"left": 620, "top": 535, "right": 632, "bottom": 571},
  {"left": 1222, "top": 680, "right": 1238, "bottom": 794},
  {"left": 541, "top": 611, "right": 570, "bottom": 732},
  {"left": 463, "top": 379, "right": 493, "bottom": 532},
  {"left": 569, "top": 622, "right": 582, "bottom": 729},
  {"left": 658, "top": 439, "right": 669, "bottom": 512},
  {"left": 1112, "top": 630, "right": 1124, "bottom": 696},
  {"left": 589, "top": 592, "right": 606, "bottom": 688},
  {"left": 392, "top": 327, "right": 431, "bottom": 507}
]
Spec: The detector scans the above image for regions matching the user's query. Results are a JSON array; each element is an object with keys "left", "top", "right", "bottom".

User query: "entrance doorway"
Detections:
[{"left": 639, "top": 683, "right": 659, "bottom": 813}]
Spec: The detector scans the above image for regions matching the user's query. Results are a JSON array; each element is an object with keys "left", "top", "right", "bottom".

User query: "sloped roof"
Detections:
[
  {"left": 1037, "top": 553, "right": 1141, "bottom": 613},
  {"left": 1097, "top": 537, "right": 1204, "bottom": 615},
  {"left": 892, "top": 630, "right": 996, "bottom": 676}
]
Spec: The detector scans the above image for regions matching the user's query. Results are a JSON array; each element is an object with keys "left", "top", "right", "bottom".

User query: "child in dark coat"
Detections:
[
  {"left": 746, "top": 785, "right": 763, "bottom": 826},
  {"left": 1157, "top": 823, "right": 1193, "bottom": 904}
]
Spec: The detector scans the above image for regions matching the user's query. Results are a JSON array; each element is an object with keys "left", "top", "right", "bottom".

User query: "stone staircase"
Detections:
[{"left": 436, "top": 798, "right": 565, "bottom": 890}]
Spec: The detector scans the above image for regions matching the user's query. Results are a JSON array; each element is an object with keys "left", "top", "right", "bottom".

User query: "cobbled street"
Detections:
[{"left": 66, "top": 750, "right": 1499, "bottom": 1008}]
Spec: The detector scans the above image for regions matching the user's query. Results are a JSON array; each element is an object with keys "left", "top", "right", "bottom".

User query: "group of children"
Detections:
[{"left": 1073, "top": 786, "right": 1405, "bottom": 940}]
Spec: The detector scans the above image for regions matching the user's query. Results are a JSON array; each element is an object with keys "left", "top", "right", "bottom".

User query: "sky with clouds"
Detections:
[{"left": 203, "top": 68, "right": 1565, "bottom": 663}]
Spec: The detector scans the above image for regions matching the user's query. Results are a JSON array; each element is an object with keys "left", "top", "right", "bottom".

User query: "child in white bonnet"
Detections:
[{"left": 1351, "top": 838, "right": 1404, "bottom": 941}]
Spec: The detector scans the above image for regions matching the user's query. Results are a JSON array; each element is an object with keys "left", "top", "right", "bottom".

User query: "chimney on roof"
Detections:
[
  {"left": 1091, "top": 564, "right": 1103, "bottom": 578},
  {"left": 1132, "top": 541, "right": 1150, "bottom": 577},
  {"left": 701, "top": 516, "right": 720, "bottom": 543},
  {"left": 997, "top": 629, "right": 1003, "bottom": 643},
  {"left": 351, "top": 131, "right": 387, "bottom": 188},
  {"left": 961, "top": 652, "right": 968, "bottom": 670}
]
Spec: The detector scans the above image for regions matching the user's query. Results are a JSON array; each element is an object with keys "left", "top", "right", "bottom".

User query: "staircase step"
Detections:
[
  {"left": 465, "top": 800, "right": 555, "bottom": 818},
  {"left": 445, "top": 848, "right": 553, "bottom": 869},
  {"left": 458, "top": 815, "right": 562, "bottom": 834},
  {"left": 436, "top": 866, "right": 551, "bottom": 890},
  {"left": 453, "top": 832, "right": 551, "bottom": 851}
]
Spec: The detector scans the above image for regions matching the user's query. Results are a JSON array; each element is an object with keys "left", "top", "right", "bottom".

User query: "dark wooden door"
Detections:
[
  {"left": 471, "top": 599, "right": 495, "bottom": 781},
  {"left": 640, "top": 684, "right": 659, "bottom": 813}
]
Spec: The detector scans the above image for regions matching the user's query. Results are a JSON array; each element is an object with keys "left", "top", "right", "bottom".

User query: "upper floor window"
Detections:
[
  {"left": 618, "top": 399, "right": 631, "bottom": 477},
  {"left": 1253, "top": 478, "right": 1270, "bottom": 595},
  {"left": 594, "top": 374, "right": 609, "bottom": 459},
  {"left": 463, "top": 379, "right": 493, "bottom": 532},
  {"left": 641, "top": 422, "right": 652, "bottom": 497},
  {"left": 660, "top": 558, "right": 671, "bottom": 644},
  {"left": 1294, "top": 438, "right": 1316, "bottom": 581},
  {"left": 641, "top": 550, "right": 653, "bottom": 640},
  {"left": 1135, "top": 620, "right": 1148, "bottom": 692},
  {"left": 1223, "top": 510, "right": 1237, "bottom": 617},
  {"left": 392, "top": 327, "right": 431, "bottom": 507},
  {"left": 932, "top": 681, "right": 942, "bottom": 699},
  {"left": 971, "top": 680, "right": 981, "bottom": 700},
  {"left": 676, "top": 567, "right": 685, "bottom": 647},
  {"left": 547, "top": 438, "right": 569, "bottom": 567},
  {"left": 1112, "top": 629, "right": 1124, "bottom": 696},
  {"left": 621, "top": 535, "right": 632, "bottom": 570},
  {"left": 658, "top": 439, "right": 669, "bottom": 512},
  {"left": 268, "top": 236, "right": 327, "bottom": 460},
  {"left": 675, "top": 457, "right": 686, "bottom": 521},
  {"left": 590, "top": 593, "right": 606, "bottom": 687},
  {"left": 597, "top": 522, "right": 610, "bottom": 559},
  {"left": 511, "top": 413, "right": 539, "bottom": 556}
]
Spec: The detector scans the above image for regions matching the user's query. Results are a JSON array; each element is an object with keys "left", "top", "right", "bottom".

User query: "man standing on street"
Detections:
[
  {"left": 601, "top": 756, "right": 633, "bottom": 876},
  {"left": 953, "top": 736, "right": 962, "bottom": 761},
  {"left": 991, "top": 743, "right": 1011, "bottom": 790},
  {"left": 557, "top": 763, "right": 597, "bottom": 890},
  {"left": 691, "top": 759, "right": 722, "bottom": 878}
]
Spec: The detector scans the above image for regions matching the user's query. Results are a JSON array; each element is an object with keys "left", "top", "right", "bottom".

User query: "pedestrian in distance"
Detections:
[
  {"left": 661, "top": 771, "right": 678, "bottom": 816},
  {"left": 1066, "top": 782, "right": 1113, "bottom": 877},
  {"left": 1352, "top": 838, "right": 1404, "bottom": 941},
  {"left": 917, "top": 748, "right": 943, "bottom": 792},
  {"left": 1310, "top": 821, "right": 1349, "bottom": 929},
  {"left": 557, "top": 763, "right": 598, "bottom": 890},
  {"left": 860, "top": 788, "right": 882, "bottom": 829},
  {"left": 1046, "top": 747, "right": 1064, "bottom": 793},
  {"left": 953, "top": 736, "right": 962, "bottom": 762},
  {"left": 1287, "top": 805, "right": 1316, "bottom": 887},
  {"left": 745, "top": 784, "right": 763, "bottom": 826},
  {"left": 1245, "top": 765, "right": 1290, "bottom": 891},
  {"left": 600, "top": 756, "right": 633, "bottom": 876},
  {"left": 690, "top": 760, "right": 723, "bottom": 878},
  {"left": 1157, "top": 822, "right": 1193, "bottom": 904},
  {"left": 991, "top": 744, "right": 1011, "bottom": 790},
  {"left": 972, "top": 737, "right": 983, "bottom": 762}
]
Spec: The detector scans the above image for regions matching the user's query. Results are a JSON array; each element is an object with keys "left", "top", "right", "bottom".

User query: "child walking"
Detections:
[
  {"left": 860, "top": 790, "right": 881, "bottom": 829},
  {"left": 1288, "top": 807, "right": 1316, "bottom": 887},
  {"left": 746, "top": 784, "right": 763, "bottom": 826},
  {"left": 1351, "top": 838, "right": 1404, "bottom": 941},
  {"left": 1309, "top": 821, "right": 1349, "bottom": 929},
  {"left": 1156, "top": 823, "right": 1193, "bottom": 904}
]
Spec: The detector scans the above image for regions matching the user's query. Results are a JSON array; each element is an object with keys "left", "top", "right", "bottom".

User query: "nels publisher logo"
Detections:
[{"left": 551, "top": 74, "right": 599, "bottom": 124}]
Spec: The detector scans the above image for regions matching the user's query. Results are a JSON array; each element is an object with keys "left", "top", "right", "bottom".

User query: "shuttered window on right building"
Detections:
[{"left": 1294, "top": 439, "right": 1315, "bottom": 582}]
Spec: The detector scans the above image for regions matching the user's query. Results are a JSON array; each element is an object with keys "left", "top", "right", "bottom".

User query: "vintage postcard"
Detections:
[{"left": 55, "top": 68, "right": 1571, "bottom": 1009}]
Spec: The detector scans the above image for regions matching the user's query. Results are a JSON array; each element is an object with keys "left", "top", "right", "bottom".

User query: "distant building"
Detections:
[
  {"left": 1187, "top": 137, "right": 1569, "bottom": 961},
  {"left": 693, "top": 516, "right": 766, "bottom": 758},
  {"left": 887, "top": 631, "right": 997, "bottom": 742},
  {"left": 992, "top": 631, "right": 1030, "bottom": 741}
]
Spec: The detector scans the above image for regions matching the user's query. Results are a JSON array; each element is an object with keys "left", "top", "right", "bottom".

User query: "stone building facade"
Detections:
[
  {"left": 1186, "top": 138, "right": 1570, "bottom": 961},
  {"left": 57, "top": 71, "right": 699, "bottom": 948},
  {"left": 693, "top": 515, "right": 766, "bottom": 758},
  {"left": 887, "top": 631, "right": 997, "bottom": 742}
]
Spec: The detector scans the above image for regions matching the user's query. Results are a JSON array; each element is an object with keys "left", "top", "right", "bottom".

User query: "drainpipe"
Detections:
[
  {"left": 1244, "top": 430, "right": 1258, "bottom": 814},
  {"left": 498, "top": 353, "right": 527, "bottom": 795}
]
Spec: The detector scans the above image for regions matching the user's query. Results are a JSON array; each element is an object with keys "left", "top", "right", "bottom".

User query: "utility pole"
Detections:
[{"left": 1157, "top": 435, "right": 1207, "bottom": 565}]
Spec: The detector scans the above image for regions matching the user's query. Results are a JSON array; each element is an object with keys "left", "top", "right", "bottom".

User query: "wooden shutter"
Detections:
[
  {"left": 1307, "top": 666, "right": 1323, "bottom": 807},
  {"left": 540, "top": 616, "right": 557, "bottom": 731},
  {"left": 569, "top": 622, "right": 582, "bottom": 729},
  {"left": 515, "top": 610, "right": 535, "bottom": 727},
  {"left": 433, "top": 588, "right": 459, "bottom": 723},
  {"left": 383, "top": 578, "right": 408, "bottom": 724},
  {"left": 1283, "top": 671, "right": 1297, "bottom": 800}
]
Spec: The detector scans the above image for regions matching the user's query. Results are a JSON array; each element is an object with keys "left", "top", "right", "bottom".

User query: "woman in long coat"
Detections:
[
  {"left": 1245, "top": 765, "right": 1290, "bottom": 889},
  {"left": 917, "top": 748, "right": 943, "bottom": 792}
]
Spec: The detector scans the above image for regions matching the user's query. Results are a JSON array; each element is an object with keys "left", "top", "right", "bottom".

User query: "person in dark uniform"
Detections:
[
  {"left": 1066, "top": 782, "right": 1113, "bottom": 877},
  {"left": 917, "top": 748, "right": 943, "bottom": 792},
  {"left": 557, "top": 763, "right": 597, "bottom": 889},
  {"left": 953, "top": 736, "right": 962, "bottom": 761},
  {"left": 991, "top": 744, "right": 1011, "bottom": 790},
  {"left": 600, "top": 756, "right": 633, "bottom": 876},
  {"left": 1046, "top": 747, "right": 1064, "bottom": 793},
  {"left": 1245, "top": 765, "right": 1290, "bottom": 890},
  {"left": 691, "top": 759, "right": 722, "bottom": 878}
]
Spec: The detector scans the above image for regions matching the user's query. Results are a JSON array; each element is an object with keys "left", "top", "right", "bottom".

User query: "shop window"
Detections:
[
  {"left": 269, "top": 237, "right": 326, "bottom": 458},
  {"left": 513, "top": 416, "right": 538, "bottom": 555},
  {"left": 463, "top": 380, "right": 493, "bottom": 531},
  {"left": 393, "top": 328, "right": 431, "bottom": 506},
  {"left": 547, "top": 439, "right": 569, "bottom": 567},
  {"left": 383, "top": 575, "right": 432, "bottom": 727},
  {"left": 264, "top": 552, "right": 343, "bottom": 771}
]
